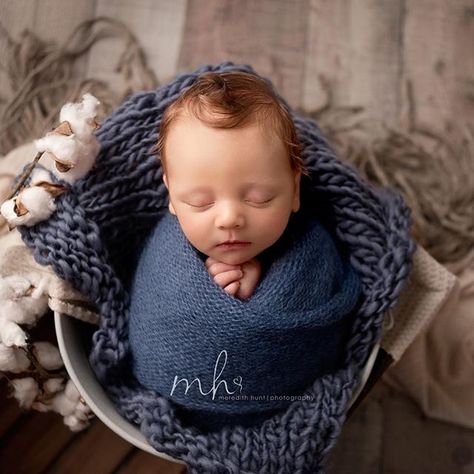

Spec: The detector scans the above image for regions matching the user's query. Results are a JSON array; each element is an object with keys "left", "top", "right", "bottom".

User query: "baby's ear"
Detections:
[
  {"left": 168, "top": 200, "right": 177, "bottom": 215},
  {"left": 292, "top": 172, "right": 301, "bottom": 212},
  {"left": 163, "top": 174, "right": 177, "bottom": 215}
]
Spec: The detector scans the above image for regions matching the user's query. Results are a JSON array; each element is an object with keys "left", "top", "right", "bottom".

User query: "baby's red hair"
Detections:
[{"left": 155, "top": 71, "right": 306, "bottom": 176}]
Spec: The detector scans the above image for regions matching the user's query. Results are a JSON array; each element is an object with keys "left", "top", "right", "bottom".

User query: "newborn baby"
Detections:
[
  {"left": 156, "top": 71, "right": 306, "bottom": 298},
  {"left": 127, "top": 70, "right": 361, "bottom": 430}
]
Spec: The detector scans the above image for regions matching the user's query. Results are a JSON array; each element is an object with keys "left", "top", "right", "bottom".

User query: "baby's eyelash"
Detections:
[
  {"left": 245, "top": 198, "right": 273, "bottom": 205},
  {"left": 186, "top": 202, "right": 213, "bottom": 208},
  {"left": 184, "top": 198, "right": 274, "bottom": 208}
]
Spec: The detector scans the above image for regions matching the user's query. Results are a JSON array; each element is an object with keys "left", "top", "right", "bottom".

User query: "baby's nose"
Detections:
[{"left": 215, "top": 203, "right": 245, "bottom": 229}]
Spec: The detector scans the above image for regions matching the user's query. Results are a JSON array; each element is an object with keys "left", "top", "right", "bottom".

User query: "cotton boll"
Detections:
[
  {"left": 0, "top": 279, "right": 47, "bottom": 332},
  {"left": 27, "top": 274, "right": 52, "bottom": 300},
  {"left": 13, "top": 293, "right": 49, "bottom": 320},
  {"left": 0, "top": 343, "right": 30, "bottom": 372},
  {"left": 59, "top": 94, "right": 100, "bottom": 140},
  {"left": 64, "top": 414, "right": 91, "bottom": 432},
  {"left": 43, "top": 377, "right": 65, "bottom": 395},
  {"left": 0, "top": 275, "right": 31, "bottom": 299},
  {"left": 0, "top": 187, "right": 57, "bottom": 228},
  {"left": 18, "top": 186, "right": 57, "bottom": 221},
  {"left": 74, "top": 400, "right": 92, "bottom": 419},
  {"left": 63, "top": 379, "right": 81, "bottom": 402},
  {"left": 10, "top": 377, "right": 39, "bottom": 408},
  {"left": 36, "top": 379, "right": 93, "bottom": 431},
  {"left": 0, "top": 198, "right": 21, "bottom": 227},
  {"left": 34, "top": 95, "right": 100, "bottom": 185},
  {"left": 34, "top": 390, "right": 75, "bottom": 416},
  {"left": 30, "top": 167, "right": 53, "bottom": 186},
  {"left": 33, "top": 392, "right": 64, "bottom": 413},
  {"left": 0, "top": 319, "right": 27, "bottom": 346},
  {"left": 35, "top": 134, "right": 77, "bottom": 167},
  {"left": 32, "top": 341, "right": 63, "bottom": 370},
  {"left": 1, "top": 300, "right": 37, "bottom": 325},
  {"left": 37, "top": 136, "right": 98, "bottom": 184},
  {"left": 9, "top": 272, "right": 53, "bottom": 302},
  {"left": 81, "top": 93, "right": 100, "bottom": 119},
  {"left": 54, "top": 138, "right": 99, "bottom": 184},
  {"left": 0, "top": 296, "right": 48, "bottom": 326},
  {"left": 63, "top": 415, "right": 81, "bottom": 431},
  {"left": 63, "top": 389, "right": 93, "bottom": 431}
]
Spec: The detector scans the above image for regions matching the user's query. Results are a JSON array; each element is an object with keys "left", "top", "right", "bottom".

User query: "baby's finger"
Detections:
[
  {"left": 208, "top": 262, "right": 241, "bottom": 277},
  {"left": 214, "top": 269, "right": 243, "bottom": 288},
  {"left": 224, "top": 281, "right": 240, "bottom": 296},
  {"left": 205, "top": 257, "right": 218, "bottom": 269}
]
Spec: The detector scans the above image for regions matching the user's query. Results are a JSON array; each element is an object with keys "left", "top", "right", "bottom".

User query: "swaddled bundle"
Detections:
[
  {"left": 128, "top": 210, "right": 361, "bottom": 428},
  {"left": 18, "top": 62, "right": 415, "bottom": 473}
]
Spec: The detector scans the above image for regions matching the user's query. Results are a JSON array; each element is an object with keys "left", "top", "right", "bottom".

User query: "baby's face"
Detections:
[{"left": 163, "top": 114, "right": 300, "bottom": 265}]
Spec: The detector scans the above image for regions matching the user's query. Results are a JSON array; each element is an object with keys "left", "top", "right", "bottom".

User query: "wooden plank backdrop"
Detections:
[
  {"left": 0, "top": 0, "right": 472, "bottom": 128},
  {"left": 0, "top": 0, "right": 473, "bottom": 473}
]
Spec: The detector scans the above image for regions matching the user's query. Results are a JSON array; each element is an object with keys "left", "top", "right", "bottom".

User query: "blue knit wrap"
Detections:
[
  {"left": 128, "top": 210, "right": 362, "bottom": 428},
  {"left": 18, "top": 62, "right": 415, "bottom": 473}
]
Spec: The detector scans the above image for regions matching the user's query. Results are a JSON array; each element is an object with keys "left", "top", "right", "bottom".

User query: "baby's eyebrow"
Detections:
[
  {"left": 177, "top": 187, "right": 213, "bottom": 199},
  {"left": 242, "top": 182, "right": 277, "bottom": 192}
]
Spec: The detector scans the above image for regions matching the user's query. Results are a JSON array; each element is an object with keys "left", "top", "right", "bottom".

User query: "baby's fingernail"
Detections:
[{"left": 237, "top": 271, "right": 243, "bottom": 277}]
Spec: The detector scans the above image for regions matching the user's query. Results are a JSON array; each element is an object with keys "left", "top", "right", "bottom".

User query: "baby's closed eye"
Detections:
[
  {"left": 185, "top": 199, "right": 214, "bottom": 208},
  {"left": 244, "top": 196, "right": 274, "bottom": 206}
]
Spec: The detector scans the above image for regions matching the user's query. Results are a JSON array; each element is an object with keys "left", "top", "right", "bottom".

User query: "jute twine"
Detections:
[
  {"left": 0, "top": 17, "right": 158, "bottom": 155},
  {"left": 300, "top": 92, "right": 474, "bottom": 270}
]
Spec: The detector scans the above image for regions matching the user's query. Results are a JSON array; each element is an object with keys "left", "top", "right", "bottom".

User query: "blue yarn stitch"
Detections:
[{"left": 19, "top": 61, "right": 415, "bottom": 473}]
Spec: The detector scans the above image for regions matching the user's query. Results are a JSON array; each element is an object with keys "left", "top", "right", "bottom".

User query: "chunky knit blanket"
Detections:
[
  {"left": 128, "top": 210, "right": 362, "bottom": 431},
  {"left": 19, "top": 62, "right": 415, "bottom": 473}
]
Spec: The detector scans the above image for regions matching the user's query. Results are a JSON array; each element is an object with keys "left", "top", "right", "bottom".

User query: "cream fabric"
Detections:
[
  {"left": 384, "top": 253, "right": 474, "bottom": 429},
  {"left": 381, "top": 246, "right": 457, "bottom": 361},
  {"left": 0, "top": 229, "right": 99, "bottom": 324}
]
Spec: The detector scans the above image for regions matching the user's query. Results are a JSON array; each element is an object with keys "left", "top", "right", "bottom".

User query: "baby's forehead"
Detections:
[{"left": 168, "top": 110, "right": 284, "bottom": 144}]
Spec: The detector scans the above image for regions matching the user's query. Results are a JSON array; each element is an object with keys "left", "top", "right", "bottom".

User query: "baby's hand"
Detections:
[
  {"left": 205, "top": 257, "right": 243, "bottom": 297},
  {"left": 205, "top": 257, "right": 261, "bottom": 300},
  {"left": 236, "top": 258, "right": 261, "bottom": 300}
]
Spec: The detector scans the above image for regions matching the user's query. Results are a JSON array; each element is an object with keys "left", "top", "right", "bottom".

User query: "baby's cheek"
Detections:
[
  {"left": 252, "top": 211, "right": 291, "bottom": 245},
  {"left": 177, "top": 215, "right": 211, "bottom": 251}
]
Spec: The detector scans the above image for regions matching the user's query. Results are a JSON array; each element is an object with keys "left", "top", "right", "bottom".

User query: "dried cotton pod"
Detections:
[
  {"left": 10, "top": 377, "right": 39, "bottom": 408},
  {"left": 0, "top": 342, "right": 30, "bottom": 372},
  {"left": 29, "top": 167, "right": 55, "bottom": 186},
  {"left": 0, "top": 186, "right": 57, "bottom": 228},
  {"left": 43, "top": 377, "right": 66, "bottom": 395},
  {"left": 34, "top": 134, "right": 99, "bottom": 184},
  {"left": 64, "top": 412, "right": 93, "bottom": 432},
  {"left": 0, "top": 291, "right": 48, "bottom": 326},
  {"left": 33, "top": 379, "right": 93, "bottom": 431},
  {"left": 35, "top": 134, "right": 77, "bottom": 168},
  {"left": 0, "top": 275, "right": 32, "bottom": 300},
  {"left": 59, "top": 94, "right": 100, "bottom": 140},
  {"left": 0, "top": 318, "right": 28, "bottom": 347},
  {"left": 32, "top": 341, "right": 63, "bottom": 371}
]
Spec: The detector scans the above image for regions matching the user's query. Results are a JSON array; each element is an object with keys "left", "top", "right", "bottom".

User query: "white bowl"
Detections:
[
  {"left": 55, "top": 311, "right": 379, "bottom": 462},
  {"left": 54, "top": 311, "right": 184, "bottom": 464}
]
